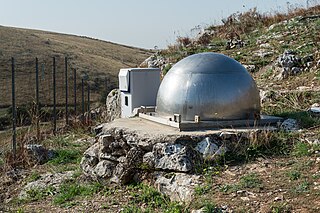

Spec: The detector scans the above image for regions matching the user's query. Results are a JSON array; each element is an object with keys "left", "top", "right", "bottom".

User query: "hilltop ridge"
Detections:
[{"left": 0, "top": 26, "right": 152, "bottom": 105}]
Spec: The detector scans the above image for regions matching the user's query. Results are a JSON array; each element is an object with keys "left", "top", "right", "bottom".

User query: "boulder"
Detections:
[
  {"left": 153, "top": 143, "right": 201, "bottom": 172},
  {"left": 24, "top": 144, "right": 54, "bottom": 164},
  {"left": 154, "top": 172, "right": 201, "bottom": 202},
  {"left": 105, "top": 89, "right": 121, "bottom": 122},
  {"left": 280, "top": 119, "right": 299, "bottom": 131}
]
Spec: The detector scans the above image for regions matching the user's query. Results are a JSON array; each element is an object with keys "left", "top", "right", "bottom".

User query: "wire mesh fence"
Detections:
[{"left": 0, "top": 55, "right": 110, "bottom": 156}]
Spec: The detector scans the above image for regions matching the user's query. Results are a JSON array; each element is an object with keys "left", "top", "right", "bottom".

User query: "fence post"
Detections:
[
  {"left": 65, "top": 57, "right": 69, "bottom": 126},
  {"left": 87, "top": 83, "right": 90, "bottom": 122},
  {"left": 35, "top": 58, "right": 40, "bottom": 141},
  {"left": 53, "top": 57, "right": 56, "bottom": 134},
  {"left": 81, "top": 78, "right": 85, "bottom": 123},
  {"left": 74, "top": 69, "right": 77, "bottom": 116},
  {"left": 11, "top": 57, "right": 17, "bottom": 160}
]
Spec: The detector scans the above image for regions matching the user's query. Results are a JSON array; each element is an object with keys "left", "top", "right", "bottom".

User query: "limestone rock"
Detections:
[
  {"left": 19, "top": 171, "right": 74, "bottom": 199},
  {"left": 153, "top": 143, "right": 200, "bottom": 172},
  {"left": 140, "top": 54, "right": 169, "bottom": 70},
  {"left": 243, "top": 64, "right": 256, "bottom": 72},
  {"left": 276, "top": 50, "right": 304, "bottom": 79},
  {"left": 226, "top": 39, "right": 245, "bottom": 50},
  {"left": 195, "top": 137, "right": 218, "bottom": 158},
  {"left": 280, "top": 118, "right": 299, "bottom": 131},
  {"left": 254, "top": 49, "right": 274, "bottom": 58},
  {"left": 94, "top": 160, "right": 115, "bottom": 178},
  {"left": 154, "top": 172, "right": 201, "bottom": 202},
  {"left": 111, "top": 147, "right": 144, "bottom": 184},
  {"left": 24, "top": 144, "right": 54, "bottom": 164},
  {"left": 80, "top": 142, "right": 100, "bottom": 177},
  {"left": 142, "top": 152, "right": 155, "bottom": 168},
  {"left": 309, "top": 106, "right": 320, "bottom": 117},
  {"left": 105, "top": 89, "right": 121, "bottom": 122}
]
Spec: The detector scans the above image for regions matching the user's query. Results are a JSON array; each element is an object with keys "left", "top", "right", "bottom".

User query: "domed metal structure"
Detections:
[{"left": 156, "top": 52, "right": 261, "bottom": 121}]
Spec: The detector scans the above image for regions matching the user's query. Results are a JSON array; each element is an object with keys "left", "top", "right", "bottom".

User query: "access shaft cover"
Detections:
[{"left": 156, "top": 52, "right": 261, "bottom": 121}]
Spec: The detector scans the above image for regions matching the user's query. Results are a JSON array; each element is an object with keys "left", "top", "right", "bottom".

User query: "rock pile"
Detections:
[
  {"left": 140, "top": 54, "right": 169, "bottom": 70},
  {"left": 276, "top": 50, "right": 302, "bottom": 79},
  {"left": 226, "top": 39, "right": 245, "bottom": 50},
  {"left": 80, "top": 125, "right": 238, "bottom": 201}
]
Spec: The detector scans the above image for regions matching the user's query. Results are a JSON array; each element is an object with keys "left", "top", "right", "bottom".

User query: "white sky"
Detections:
[{"left": 0, "top": 0, "right": 316, "bottom": 49}]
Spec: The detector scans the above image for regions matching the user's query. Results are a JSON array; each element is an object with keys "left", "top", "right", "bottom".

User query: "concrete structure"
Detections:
[{"left": 118, "top": 68, "right": 160, "bottom": 118}]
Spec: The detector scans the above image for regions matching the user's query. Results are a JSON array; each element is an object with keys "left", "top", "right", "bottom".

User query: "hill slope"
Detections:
[{"left": 0, "top": 26, "right": 152, "bottom": 106}]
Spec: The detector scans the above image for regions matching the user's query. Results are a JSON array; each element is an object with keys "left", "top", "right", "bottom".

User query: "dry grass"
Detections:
[
  {"left": 0, "top": 26, "right": 152, "bottom": 107},
  {"left": 211, "top": 5, "right": 320, "bottom": 40}
]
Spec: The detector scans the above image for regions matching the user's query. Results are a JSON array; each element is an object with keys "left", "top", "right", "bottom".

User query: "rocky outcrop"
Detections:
[
  {"left": 276, "top": 50, "right": 302, "bottom": 79},
  {"left": 105, "top": 89, "right": 121, "bottom": 122},
  {"left": 140, "top": 54, "right": 169, "bottom": 71},
  {"left": 19, "top": 171, "right": 74, "bottom": 200},
  {"left": 226, "top": 39, "right": 245, "bottom": 50}
]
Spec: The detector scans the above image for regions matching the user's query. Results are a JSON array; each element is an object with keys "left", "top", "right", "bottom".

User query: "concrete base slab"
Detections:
[
  {"left": 138, "top": 113, "right": 283, "bottom": 131},
  {"left": 103, "top": 117, "right": 281, "bottom": 136}
]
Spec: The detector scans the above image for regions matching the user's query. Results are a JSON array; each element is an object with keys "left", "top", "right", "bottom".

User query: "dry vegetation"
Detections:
[{"left": 0, "top": 26, "right": 152, "bottom": 106}]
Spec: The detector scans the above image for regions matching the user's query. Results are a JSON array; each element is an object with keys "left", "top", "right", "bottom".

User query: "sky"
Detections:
[{"left": 0, "top": 0, "right": 316, "bottom": 49}]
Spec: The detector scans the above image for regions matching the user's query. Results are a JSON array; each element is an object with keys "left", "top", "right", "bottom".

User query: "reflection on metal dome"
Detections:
[{"left": 156, "top": 52, "right": 261, "bottom": 121}]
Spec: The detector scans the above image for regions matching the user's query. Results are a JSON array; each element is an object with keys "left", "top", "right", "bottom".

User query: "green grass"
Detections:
[
  {"left": 48, "top": 149, "right": 82, "bottom": 165},
  {"left": 126, "top": 183, "right": 184, "bottom": 213},
  {"left": 218, "top": 173, "right": 263, "bottom": 194},
  {"left": 286, "top": 170, "right": 301, "bottom": 181},
  {"left": 24, "top": 185, "right": 56, "bottom": 202},
  {"left": 291, "top": 142, "right": 310, "bottom": 157},
  {"left": 278, "top": 111, "right": 320, "bottom": 129},
  {"left": 239, "top": 173, "right": 263, "bottom": 189},
  {"left": 195, "top": 185, "right": 212, "bottom": 196},
  {"left": 292, "top": 181, "right": 310, "bottom": 194},
  {"left": 28, "top": 171, "right": 41, "bottom": 182},
  {"left": 202, "top": 202, "right": 218, "bottom": 213},
  {"left": 219, "top": 184, "right": 238, "bottom": 193},
  {"left": 270, "top": 202, "right": 291, "bottom": 213},
  {"left": 53, "top": 182, "right": 103, "bottom": 205}
]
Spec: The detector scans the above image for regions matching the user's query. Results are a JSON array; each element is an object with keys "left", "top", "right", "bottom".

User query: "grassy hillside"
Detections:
[
  {"left": 1, "top": 5, "right": 320, "bottom": 213},
  {"left": 0, "top": 26, "right": 152, "bottom": 106}
]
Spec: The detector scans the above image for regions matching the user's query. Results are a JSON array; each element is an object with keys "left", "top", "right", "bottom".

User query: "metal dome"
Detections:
[{"left": 156, "top": 52, "right": 261, "bottom": 121}]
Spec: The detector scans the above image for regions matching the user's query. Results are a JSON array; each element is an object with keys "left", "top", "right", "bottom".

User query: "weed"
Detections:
[
  {"left": 127, "top": 183, "right": 184, "bottom": 212},
  {"left": 270, "top": 202, "right": 291, "bottom": 213},
  {"left": 286, "top": 170, "right": 301, "bottom": 180},
  {"left": 291, "top": 142, "right": 310, "bottom": 157},
  {"left": 195, "top": 184, "right": 212, "bottom": 195},
  {"left": 239, "top": 173, "right": 263, "bottom": 189},
  {"left": 162, "top": 64, "right": 172, "bottom": 76},
  {"left": 16, "top": 208, "right": 25, "bottom": 213},
  {"left": 202, "top": 202, "right": 220, "bottom": 213},
  {"left": 24, "top": 185, "right": 56, "bottom": 202},
  {"left": 292, "top": 181, "right": 310, "bottom": 194},
  {"left": 219, "top": 184, "right": 239, "bottom": 193}
]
